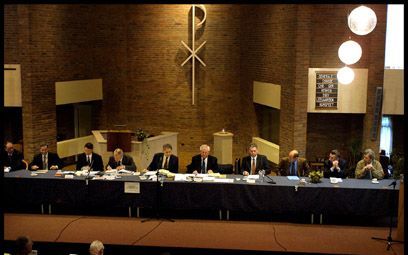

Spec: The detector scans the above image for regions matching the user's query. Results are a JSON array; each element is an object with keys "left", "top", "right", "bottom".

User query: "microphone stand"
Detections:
[
  {"left": 142, "top": 157, "right": 174, "bottom": 223},
  {"left": 371, "top": 180, "right": 404, "bottom": 250}
]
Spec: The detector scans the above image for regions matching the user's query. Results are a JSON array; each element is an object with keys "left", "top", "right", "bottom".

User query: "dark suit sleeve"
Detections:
[
  {"left": 148, "top": 154, "right": 159, "bottom": 171},
  {"left": 278, "top": 158, "right": 287, "bottom": 176},
  {"left": 92, "top": 154, "right": 104, "bottom": 171},
  {"left": 260, "top": 155, "right": 270, "bottom": 174},
  {"left": 209, "top": 156, "right": 219, "bottom": 173},
  {"left": 29, "top": 154, "right": 42, "bottom": 170},
  {"left": 52, "top": 153, "right": 63, "bottom": 169},
  {"left": 106, "top": 157, "right": 114, "bottom": 170},
  {"left": 187, "top": 155, "right": 198, "bottom": 173},
  {"left": 124, "top": 155, "right": 136, "bottom": 171},
  {"left": 323, "top": 160, "right": 332, "bottom": 178},
  {"left": 170, "top": 155, "right": 179, "bottom": 173},
  {"left": 76, "top": 154, "right": 84, "bottom": 170},
  {"left": 240, "top": 157, "right": 249, "bottom": 174}
]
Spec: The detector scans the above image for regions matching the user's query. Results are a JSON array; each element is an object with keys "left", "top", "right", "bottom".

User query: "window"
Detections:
[
  {"left": 384, "top": 4, "right": 404, "bottom": 69},
  {"left": 380, "top": 116, "right": 392, "bottom": 155}
]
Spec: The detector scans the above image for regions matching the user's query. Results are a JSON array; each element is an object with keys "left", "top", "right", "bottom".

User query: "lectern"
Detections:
[{"left": 107, "top": 130, "right": 133, "bottom": 152}]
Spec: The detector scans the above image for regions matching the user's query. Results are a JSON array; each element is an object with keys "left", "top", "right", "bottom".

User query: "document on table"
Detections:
[
  {"left": 330, "top": 177, "right": 343, "bottom": 183},
  {"left": 213, "top": 178, "right": 234, "bottom": 183},
  {"left": 247, "top": 175, "right": 259, "bottom": 179},
  {"left": 287, "top": 176, "right": 300, "bottom": 181}
]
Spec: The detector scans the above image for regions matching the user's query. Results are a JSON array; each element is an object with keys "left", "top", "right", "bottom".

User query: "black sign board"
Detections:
[{"left": 315, "top": 71, "right": 338, "bottom": 109}]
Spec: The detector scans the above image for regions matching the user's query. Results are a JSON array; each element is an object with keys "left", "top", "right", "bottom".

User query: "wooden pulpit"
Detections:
[{"left": 107, "top": 130, "right": 133, "bottom": 152}]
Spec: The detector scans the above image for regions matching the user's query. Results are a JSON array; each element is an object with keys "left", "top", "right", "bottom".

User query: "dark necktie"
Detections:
[
  {"left": 290, "top": 162, "right": 294, "bottom": 176},
  {"left": 251, "top": 158, "right": 256, "bottom": 175},
  {"left": 201, "top": 158, "right": 205, "bottom": 173},
  {"left": 163, "top": 157, "right": 168, "bottom": 169},
  {"left": 87, "top": 155, "right": 90, "bottom": 164}
]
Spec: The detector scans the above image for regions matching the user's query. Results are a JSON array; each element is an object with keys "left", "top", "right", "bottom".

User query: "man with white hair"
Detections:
[
  {"left": 355, "top": 148, "right": 384, "bottom": 179},
  {"left": 187, "top": 144, "right": 218, "bottom": 174},
  {"left": 106, "top": 148, "right": 136, "bottom": 171},
  {"left": 89, "top": 240, "right": 104, "bottom": 255}
]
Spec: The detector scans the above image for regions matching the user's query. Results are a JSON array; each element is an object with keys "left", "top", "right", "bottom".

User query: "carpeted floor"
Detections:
[{"left": 4, "top": 213, "right": 404, "bottom": 254}]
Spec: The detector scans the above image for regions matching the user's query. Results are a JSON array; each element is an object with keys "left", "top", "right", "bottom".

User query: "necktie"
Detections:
[
  {"left": 201, "top": 158, "right": 205, "bottom": 173},
  {"left": 251, "top": 158, "right": 256, "bottom": 175},
  {"left": 163, "top": 157, "right": 168, "bottom": 169},
  {"left": 87, "top": 155, "right": 90, "bottom": 164},
  {"left": 43, "top": 154, "right": 48, "bottom": 170}
]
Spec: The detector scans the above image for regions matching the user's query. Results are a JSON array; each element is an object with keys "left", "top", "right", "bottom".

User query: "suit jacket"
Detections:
[
  {"left": 29, "top": 152, "right": 63, "bottom": 170},
  {"left": 76, "top": 152, "right": 104, "bottom": 171},
  {"left": 355, "top": 159, "right": 384, "bottom": 179},
  {"left": 323, "top": 158, "right": 347, "bottom": 178},
  {"left": 147, "top": 153, "right": 179, "bottom": 173},
  {"left": 187, "top": 154, "right": 218, "bottom": 173},
  {"left": 240, "top": 154, "right": 270, "bottom": 175},
  {"left": 106, "top": 154, "right": 137, "bottom": 171},
  {"left": 278, "top": 157, "right": 310, "bottom": 177},
  {"left": 1, "top": 149, "right": 24, "bottom": 171}
]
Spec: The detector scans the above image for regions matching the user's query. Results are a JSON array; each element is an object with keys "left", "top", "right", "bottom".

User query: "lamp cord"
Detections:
[{"left": 54, "top": 216, "right": 85, "bottom": 242}]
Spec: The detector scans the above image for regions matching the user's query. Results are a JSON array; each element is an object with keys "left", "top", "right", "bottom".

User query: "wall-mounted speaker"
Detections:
[{"left": 370, "top": 87, "right": 383, "bottom": 141}]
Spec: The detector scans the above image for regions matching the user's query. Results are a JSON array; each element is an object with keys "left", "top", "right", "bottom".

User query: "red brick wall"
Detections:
[
  {"left": 4, "top": 4, "right": 389, "bottom": 169},
  {"left": 306, "top": 4, "right": 387, "bottom": 163}
]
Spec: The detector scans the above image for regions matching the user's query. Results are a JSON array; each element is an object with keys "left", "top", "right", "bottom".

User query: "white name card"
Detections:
[{"left": 124, "top": 182, "right": 140, "bottom": 194}]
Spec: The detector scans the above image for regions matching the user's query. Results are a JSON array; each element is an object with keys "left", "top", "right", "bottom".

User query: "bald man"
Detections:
[{"left": 278, "top": 150, "right": 310, "bottom": 177}]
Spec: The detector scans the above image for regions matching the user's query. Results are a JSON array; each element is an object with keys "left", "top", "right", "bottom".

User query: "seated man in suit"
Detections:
[
  {"left": 106, "top": 148, "right": 137, "bottom": 171},
  {"left": 187, "top": 144, "right": 218, "bottom": 174},
  {"left": 147, "top": 143, "right": 179, "bottom": 173},
  {"left": 355, "top": 148, "right": 384, "bottom": 179},
  {"left": 76, "top": 142, "right": 104, "bottom": 171},
  {"left": 323, "top": 149, "right": 347, "bottom": 178},
  {"left": 278, "top": 150, "right": 310, "bottom": 177},
  {"left": 1, "top": 141, "right": 24, "bottom": 171},
  {"left": 29, "top": 144, "right": 63, "bottom": 170},
  {"left": 240, "top": 143, "right": 270, "bottom": 176}
]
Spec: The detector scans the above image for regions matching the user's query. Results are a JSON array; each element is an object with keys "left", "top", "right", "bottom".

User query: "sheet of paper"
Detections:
[
  {"left": 174, "top": 174, "right": 186, "bottom": 181},
  {"left": 203, "top": 176, "right": 215, "bottom": 182},
  {"left": 287, "top": 176, "right": 300, "bottom": 180},
  {"left": 247, "top": 175, "right": 260, "bottom": 179},
  {"left": 330, "top": 177, "right": 343, "bottom": 183},
  {"left": 144, "top": 171, "right": 157, "bottom": 176},
  {"left": 213, "top": 178, "right": 234, "bottom": 183}
]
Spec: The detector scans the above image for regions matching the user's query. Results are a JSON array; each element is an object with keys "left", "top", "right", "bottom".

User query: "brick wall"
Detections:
[{"left": 4, "top": 4, "right": 390, "bottom": 169}]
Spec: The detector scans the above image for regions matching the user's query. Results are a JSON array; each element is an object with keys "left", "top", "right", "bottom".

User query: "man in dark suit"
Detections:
[
  {"left": 278, "top": 150, "right": 310, "bottom": 177},
  {"left": 106, "top": 148, "right": 137, "bottom": 171},
  {"left": 29, "top": 144, "right": 63, "bottom": 170},
  {"left": 76, "top": 142, "right": 104, "bottom": 171},
  {"left": 323, "top": 149, "right": 347, "bottom": 178},
  {"left": 1, "top": 141, "right": 24, "bottom": 171},
  {"left": 148, "top": 143, "right": 179, "bottom": 173},
  {"left": 240, "top": 143, "right": 270, "bottom": 175},
  {"left": 187, "top": 144, "right": 218, "bottom": 174}
]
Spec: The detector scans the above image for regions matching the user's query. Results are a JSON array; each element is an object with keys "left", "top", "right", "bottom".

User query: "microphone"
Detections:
[{"left": 388, "top": 180, "right": 397, "bottom": 187}]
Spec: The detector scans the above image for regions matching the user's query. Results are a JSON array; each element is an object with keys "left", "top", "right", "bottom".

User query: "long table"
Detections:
[{"left": 4, "top": 170, "right": 399, "bottom": 220}]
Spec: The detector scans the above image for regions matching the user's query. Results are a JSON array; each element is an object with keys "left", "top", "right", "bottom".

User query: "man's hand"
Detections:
[
  {"left": 31, "top": 165, "right": 39, "bottom": 170},
  {"left": 193, "top": 170, "right": 198, "bottom": 175},
  {"left": 243, "top": 170, "right": 249, "bottom": 176},
  {"left": 207, "top": 170, "right": 214, "bottom": 174},
  {"left": 117, "top": 165, "right": 125, "bottom": 170},
  {"left": 50, "top": 165, "right": 58, "bottom": 170}
]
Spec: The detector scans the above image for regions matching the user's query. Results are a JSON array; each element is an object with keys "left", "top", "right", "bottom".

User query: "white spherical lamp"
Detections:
[
  {"left": 348, "top": 6, "right": 377, "bottom": 35},
  {"left": 338, "top": 40, "right": 362, "bottom": 65},
  {"left": 337, "top": 66, "right": 355, "bottom": 85}
]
